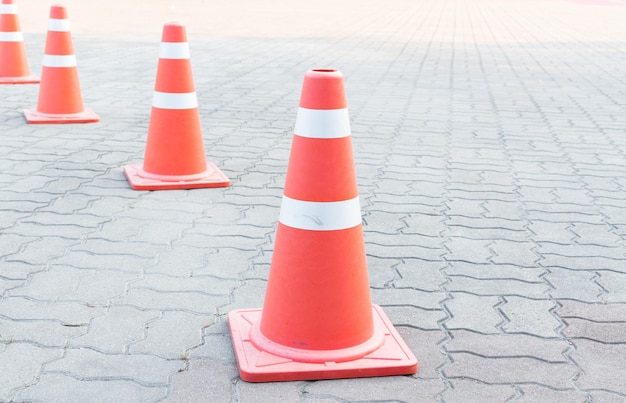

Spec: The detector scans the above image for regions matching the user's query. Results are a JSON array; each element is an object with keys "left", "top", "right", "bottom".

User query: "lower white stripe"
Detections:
[
  {"left": 48, "top": 18, "right": 71, "bottom": 32},
  {"left": 0, "top": 4, "right": 17, "bottom": 14},
  {"left": 159, "top": 42, "right": 190, "bottom": 59},
  {"left": 294, "top": 107, "right": 351, "bottom": 139},
  {"left": 279, "top": 195, "right": 362, "bottom": 231},
  {"left": 152, "top": 91, "right": 198, "bottom": 109},
  {"left": 43, "top": 54, "right": 77, "bottom": 67},
  {"left": 0, "top": 31, "right": 23, "bottom": 42}
]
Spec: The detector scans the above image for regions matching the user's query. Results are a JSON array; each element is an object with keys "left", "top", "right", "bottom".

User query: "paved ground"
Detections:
[{"left": 2, "top": 0, "right": 626, "bottom": 401}]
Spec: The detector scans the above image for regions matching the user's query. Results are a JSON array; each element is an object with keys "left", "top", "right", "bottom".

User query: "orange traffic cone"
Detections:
[
  {"left": 228, "top": 69, "right": 418, "bottom": 382},
  {"left": 23, "top": 5, "right": 98, "bottom": 123},
  {"left": 123, "top": 22, "right": 229, "bottom": 191},
  {"left": 0, "top": 0, "right": 38, "bottom": 84}
]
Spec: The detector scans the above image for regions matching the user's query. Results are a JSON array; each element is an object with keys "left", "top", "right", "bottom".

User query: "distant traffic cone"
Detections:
[
  {"left": 123, "top": 22, "right": 229, "bottom": 191},
  {"left": 0, "top": 0, "right": 38, "bottom": 84},
  {"left": 228, "top": 69, "right": 418, "bottom": 382},
  {"left": 23, "top": 5, "right": 98, "bottom": 123}
]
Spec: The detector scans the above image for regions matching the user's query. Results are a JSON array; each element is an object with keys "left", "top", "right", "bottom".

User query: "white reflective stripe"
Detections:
[
  {"left": 0, "top": 31, "right": 23, "bottom": 41},
  {"left": 294, "top": 107, "right": 351, "bottom": 139},
  {"left": 152, "top": 91, "right": 198, "bottom": 109},
  {"left": 48, "top": 18, "right": 71, "bottom": 32},
  {"left": 159, "top": 42, "right": 190, "bottom": 59},
  {"left": 42, "top": 54, "right": 77, "bottom": 67},
  {"left": 279, "top": 195, "right": 362, "bottom": 231},
  {"left": 0, "top": 4, "right": 17, "bottom": 14}
]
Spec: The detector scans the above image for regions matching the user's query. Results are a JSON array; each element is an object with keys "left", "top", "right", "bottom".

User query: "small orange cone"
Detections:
[
  {"left": 228, "top": 69, "right": 418, "bottom": 382},
  {"left": 23, "top": 5, "right": 98, "bottom": 123},
  {"left": 0, "top": 0, "right": 39, "bottom": 84},
  {"left": 123, "top": 22, "right": 229, "bottom": 191}
]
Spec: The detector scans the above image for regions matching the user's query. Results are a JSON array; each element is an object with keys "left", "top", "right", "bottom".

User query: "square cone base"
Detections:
[
  {"left": 123, "top": 163, "right": 230, "bottom": 191},
  {"left": 228, "top": 304, "right": 418, "bottom": 382},
  {"left": 24, "top": 108, "right": 99, "bottom": 124},
  {"left": 0, "top": 76, "right": 40, "bottom": 84}
]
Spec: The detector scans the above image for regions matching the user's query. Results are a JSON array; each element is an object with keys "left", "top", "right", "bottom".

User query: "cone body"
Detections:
[
  {"left": 122, "top": 22, "right": 229, "bottom": 190},
  {"left": 23, "top": 5, "right": 98, "bottom": 123},
  {"left": 0, "top": 0, "right": 39, "bottom": 84},
  {"left": 259, "top": 70, "right": 373, "bottom": 351},
  {"left": 228, "top": 69, "right": 417, "bottom": 382}
]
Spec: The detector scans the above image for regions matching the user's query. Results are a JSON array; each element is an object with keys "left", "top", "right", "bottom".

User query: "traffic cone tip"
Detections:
[
  {"left": 49, "top": 5, "right": 68, "bottom": 19},
  {"left": 299, "top": 69, "right": 347, "bottom": 110},
  {"left": 162, "top": 22, "right": 187, "bottom": 42}
]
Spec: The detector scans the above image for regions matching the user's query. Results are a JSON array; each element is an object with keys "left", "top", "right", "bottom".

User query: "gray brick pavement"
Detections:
[{"left": 2, "top": 0, "right": 626, "bottom": 401}]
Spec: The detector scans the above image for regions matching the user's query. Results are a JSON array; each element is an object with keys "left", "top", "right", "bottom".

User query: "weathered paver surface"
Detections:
[{"left": 2, "top": 0, "right": 626, "bottom": 401}]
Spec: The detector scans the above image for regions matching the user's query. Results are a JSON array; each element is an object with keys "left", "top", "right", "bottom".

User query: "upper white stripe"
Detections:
[
  {"left": 159, "top": 42, "right": 190, "bottom": 59},
  {"left": 152, "top": 91, "right": 198, "bottom": 109},
  {"left": 43, "top": 54, "right": 77, "bottom": 67},
  {"left": 0, "top": 4, "right": 18, "bottom": 14},
  {"left": 294, "top": 107, "right": 351, "bottom": 139},
  {"left": 279, "top": 195, "right": 362, "bottom": 231},
  {"left": 0, "top": 32, "right": 23, "bottom": 42},
  {"left": 48, "top": 18, "right": 71, "bottom": 32}
]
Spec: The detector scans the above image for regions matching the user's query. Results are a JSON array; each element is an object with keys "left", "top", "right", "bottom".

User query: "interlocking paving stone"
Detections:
[
  {"left": 13, "top": 373, "right": 168, "bottom": 403},
  {"left": 596, "top": 271, "right": 626, "bottom": 303},
  {"left": 446, "top": 330, "right": 571, "bottom": 362},
  {"left": 69, "top": 307, "right": 160, "bottom": 354},
  {"left": 444, "top": 293, "right": 503, "bottom": 333},
  {"left": 128, "top": 311, "right": 214, "bottom": 359},
  {"left": 303, "top": 376, "right": 446, "bottom": 402},
  {"left": 441, "top": 379, "right": 516, "bottom": 402},
  {"left": 44, "top": 348, "right": 184, "bottom": 385},
  {"left": 513, "top": 385, "right": 589, "bottom": 403},
  {"left": 163, "top": 359, "right": 239, "bottom": 403},
  {"left": 570, "top": 339, "right": 626, "bottom": 395},
  {"left": 0, "top": 343, "right": 64, "bottom": 402},
  {"left": 500, "top": 296, "right": 562, "bottom": 338},
  {"left": 8, "top": 266, "right": 138, "bottom": 304},
  {"left": 0, "top": 317, "right": 87, "bottom": 347},
  {"left": 0, "top": 297, "right": 106, "bottom": 326},
  {"left": 544, "top": 267, "right": 604, "bottom": 302},
  {"left": 443, "top": 352, "right": 577, "bottom": 389}
]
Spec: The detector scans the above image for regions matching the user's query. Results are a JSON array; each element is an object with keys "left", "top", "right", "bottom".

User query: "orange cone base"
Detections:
[
  {"left": 0, "top": 75, "right": 39, "bottom": 84},
  {"left": 228, "top": 305, "right": 418, "bottom": 383},
  {"left": 123, "top": 162, "right": 230, "bottom": 190},
  {"left": 24, "top": 108, "right": 99, "bottom": 124}
]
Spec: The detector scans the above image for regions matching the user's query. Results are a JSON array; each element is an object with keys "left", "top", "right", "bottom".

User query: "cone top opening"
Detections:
[
  {"left": 300, "top": 69, "right": 346, "bottom": 110},
  {"left": 162, "top": 22, "right": 187, "bottom": 43},
  {"left": 49, "top": 5, "right": 68, "bottom": 19}
]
